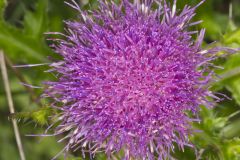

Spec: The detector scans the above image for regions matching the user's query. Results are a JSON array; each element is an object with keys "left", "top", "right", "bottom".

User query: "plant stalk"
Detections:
[{"left": 0, "top": 51, "right": 26, "bottom": 160}]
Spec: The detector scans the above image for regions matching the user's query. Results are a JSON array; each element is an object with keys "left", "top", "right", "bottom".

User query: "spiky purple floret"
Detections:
[{"left": 44, "top": 0, "right": 225, "bottom": 159}]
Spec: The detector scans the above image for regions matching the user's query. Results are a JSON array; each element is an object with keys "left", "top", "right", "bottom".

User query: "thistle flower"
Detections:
[{"left": 43, "top": 0, "right": 230, "bottom": 159}]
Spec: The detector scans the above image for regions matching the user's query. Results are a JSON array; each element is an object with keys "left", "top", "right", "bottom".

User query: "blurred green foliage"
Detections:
[{"left": 0, "top": 0, "right": 240, "bottom": 160}]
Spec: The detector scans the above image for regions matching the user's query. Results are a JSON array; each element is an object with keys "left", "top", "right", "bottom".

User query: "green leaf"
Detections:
[
  {"left": 10, "top": 107, "right": 53, "bottom": 126},
  {"left": 23, "top": 0, "right": 48, "bottom": 38},
  {"left": 223, "top": 138, "right": 240, "bottom": 160},
  {"left": 223, "top": 28, "right": 240, "bottom": 45},
  {"left": 0, "top": 0, "right": 52, "bottom": 62},
  {"left": 214, "top": 26, "right": 240, "bottom": 104},
  {"left": 220, "top": 118, "right": 240, "bottom": 139},
  {"left": 226, "top": 78, "right": 240, "bottom": 105},
  {"left": 0, "top": 0, "right": 6, "bottom": 17},
  {"left": 0, "top": 22, "right": 49, "bottom": 61},
  {"left": 31, "top": 107, "right": 52, "bottom": 125}
]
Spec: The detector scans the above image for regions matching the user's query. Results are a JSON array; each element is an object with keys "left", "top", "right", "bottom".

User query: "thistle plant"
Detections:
[{"left": 43, "top": 0, "right": 234, "bottom": 159}]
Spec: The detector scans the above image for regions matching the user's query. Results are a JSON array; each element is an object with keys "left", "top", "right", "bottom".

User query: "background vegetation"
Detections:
[{"left": 0, "top": 0, "right": 240, "bottom": 159}]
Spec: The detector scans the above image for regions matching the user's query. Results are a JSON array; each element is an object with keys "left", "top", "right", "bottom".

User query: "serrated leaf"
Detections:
[
  {"left": 31, "top": 107, "right": 52, "bottom": 125},
  {"left": 0, "top": 0, "right": 52, "bottom": 62},
  {"left": 0, "top": 22, "right": 49, "bottom": 61},
  {"left": 213, "top": 26, "right": 240, "bottom": 103},
  {"left": 10, "top": 107, "right": 53, "bottom": 125}
]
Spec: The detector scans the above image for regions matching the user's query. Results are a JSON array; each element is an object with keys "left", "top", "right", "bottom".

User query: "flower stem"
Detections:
[{"left": 0, "top": 51, "right": 26, "bottom": 160}]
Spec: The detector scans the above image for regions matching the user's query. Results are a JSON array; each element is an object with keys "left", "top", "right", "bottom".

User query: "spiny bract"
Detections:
[{"left": 43, "top": 0, "right": 226, "bottom": 159}]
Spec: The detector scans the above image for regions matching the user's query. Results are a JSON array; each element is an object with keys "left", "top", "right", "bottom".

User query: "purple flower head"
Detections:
[{"left": 43, "top": 0, "right": 230, "bottom": 159}]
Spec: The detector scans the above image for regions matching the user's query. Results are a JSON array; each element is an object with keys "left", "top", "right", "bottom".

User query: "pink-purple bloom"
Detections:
[{"left": 43, "top": 0, "right": 230, "bottom": 159}]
